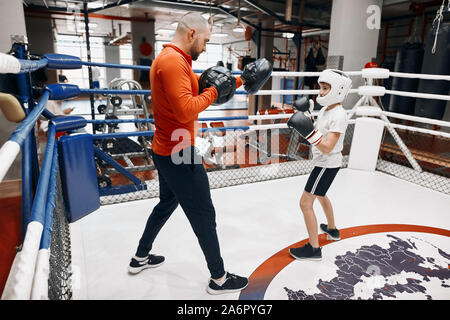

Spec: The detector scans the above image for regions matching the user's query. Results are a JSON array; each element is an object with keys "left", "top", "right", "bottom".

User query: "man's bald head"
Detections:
[
  {"left": 172, "top": 12, "right": 212, "bottom": 61},
  {"left": 175, "top": 12, "right": 211, "bottom": 35}
]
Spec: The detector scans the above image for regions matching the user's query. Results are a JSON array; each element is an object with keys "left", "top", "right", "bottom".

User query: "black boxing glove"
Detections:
[
  {"left": 287, "top": 111, "right": 322, "bottom": 146},
  {"left": 241, "top": 58, "right": 273, "bottom": 94},
  {"left": 199, "top": 66, "right": 236, "bottom": 105},
  {"left": 293, "top": 96, "right": 315, "bottom": 121}
]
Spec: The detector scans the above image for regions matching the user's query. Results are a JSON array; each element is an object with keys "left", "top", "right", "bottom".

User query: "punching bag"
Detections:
[
  {"left": 389, "top": 41, "right": 424, "bottom": 114},
  {"left": 303, "top": 48, "right": 317, "bottom": 88},
  {"left": 380, "top": 62, "right": 394, "bottom": 110},
  {"left": 414, "top": 23, "right": 450, "bottom": 120}
]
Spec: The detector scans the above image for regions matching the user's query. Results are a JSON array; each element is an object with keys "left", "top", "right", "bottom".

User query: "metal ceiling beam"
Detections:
[
  {"left": 88, "top": 0, "right": 139, "bottom": 13},
  {"left": 25, "top": 4, "right": 74, "bottom": 12},
  {"left": 25, "top": 9, "right": 152, "bottom": 22},
  {"left": 382, "top": 0, "right": 412, "bottom": 8},
  {"left": 25, "top": 0, "right": 329, "bottom": 34},
  {"left": 261, "top": 0, "right": 331, "bottom": 12},
  {"left": 227, "top": 5, "right": 254, "bottom": 14},
  {"left": 145, "top": 0, "right": 328, "bottom": 30},
  {"left": 241, "top": 0, "right": 328, "bottom": 29},
  {"left": 145, "top": 0, "right": 261, "bottom": 29},
  {"left": 24, "top": 0, "right": 139, "bottom": 14}
]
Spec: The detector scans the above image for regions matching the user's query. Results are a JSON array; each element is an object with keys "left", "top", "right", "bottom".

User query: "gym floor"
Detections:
[{"left": 70, "top": 168, "right": 450, "bottom": 300}]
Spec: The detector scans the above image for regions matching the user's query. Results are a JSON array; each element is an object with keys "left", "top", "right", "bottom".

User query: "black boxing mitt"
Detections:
[
  {"left": 199, "top": 66, "right": 236, "bottom": 105},
  {"left": 241, "top": 58, "right": 273, "bottom": 94}
]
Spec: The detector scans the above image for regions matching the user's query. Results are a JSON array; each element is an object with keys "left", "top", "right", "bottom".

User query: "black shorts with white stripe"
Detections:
[{"left": 304, "top": 167, "right": 340, "bottom": 197}]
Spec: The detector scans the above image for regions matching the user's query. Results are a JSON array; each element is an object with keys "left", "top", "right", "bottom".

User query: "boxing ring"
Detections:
[
  {"left": 0, "top": 46, "right": 449, "bottom": 300},
  {"left": 69, "top": 169, "right": 449, "bottom": 300}
]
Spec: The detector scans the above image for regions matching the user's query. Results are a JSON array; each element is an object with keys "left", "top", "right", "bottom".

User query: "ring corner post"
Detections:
[
  {"left": 12, "top": 42, "right": 37, "bottom": 243},
  {"left": 82, "top": 0, "right": 96, "bottom": 130}
]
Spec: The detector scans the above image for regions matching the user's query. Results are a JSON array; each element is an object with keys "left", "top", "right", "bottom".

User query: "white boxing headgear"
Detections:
[{"left": 316, "top": 69, "right": 352, "bottom": 107}]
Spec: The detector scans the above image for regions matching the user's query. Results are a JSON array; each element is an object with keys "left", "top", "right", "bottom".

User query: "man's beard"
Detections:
[
  {"left": 191, "top": 51, "right": 199, "bottom": 61},
  {"left": 190, "top": 39, "right": 200, "bottom": 60}
]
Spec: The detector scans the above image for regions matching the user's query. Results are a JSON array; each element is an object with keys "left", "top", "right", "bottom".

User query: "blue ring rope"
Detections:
[
  {"left": 92, "top": 126, "right": 250, "bottom": 139},
  {"left": 29, "top": 124, "right": 56, "bottom": 225},
  {"left": 79, "top": 88, "right": 150, "bottom": 95},
  {"left": 93, "top": 130, "right": 154, "bottom": 139},
  {"left": 14, "top": 54, "right": 243, "bottom": 75},
  {"left": 86, "top": 116, "right": 250, "bottom": 124},
  {"left": 83, "top": 61, "right": 150, "bottom": 71},
  {"left": 79, "top": 88, "right": 248, "bottom": 96},
  {"left": 9, "top": 90, "right": 50, "bottom": 146},
  {"left": 198, "top": 126, "right": 249, "bottom": 132},
  {"left": 40, "top": 144, "right": 59, "bottom": 250}
]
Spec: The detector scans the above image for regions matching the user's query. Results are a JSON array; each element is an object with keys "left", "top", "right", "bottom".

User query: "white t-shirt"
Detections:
[{"left": 311, "top": 104, "right": 348, "bottom": 168}]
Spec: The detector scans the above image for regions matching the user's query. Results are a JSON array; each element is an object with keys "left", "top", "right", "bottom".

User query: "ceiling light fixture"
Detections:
[
  {"left": 156, "top": 28, "right": 175, "bottom": 34},
  {"left": 87, "top": 2, "right": 105, "bottom": 9},
  {"left": 212, "top": 33, "right": 229, "bottom": 38}
]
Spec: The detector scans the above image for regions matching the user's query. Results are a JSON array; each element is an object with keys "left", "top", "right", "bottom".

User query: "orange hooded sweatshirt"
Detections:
[{"left": 150, "top": 44, "right": 242, "bottom": 156}]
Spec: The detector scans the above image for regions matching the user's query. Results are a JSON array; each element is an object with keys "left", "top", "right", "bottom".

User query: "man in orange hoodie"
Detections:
[{"left": 128, "top": 12, "right": 248, "bottom": 295}]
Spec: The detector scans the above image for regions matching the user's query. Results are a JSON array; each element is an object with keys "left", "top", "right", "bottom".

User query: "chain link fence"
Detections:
[
  {"left": 376, "top": 118, "right": 450, "bottom": 195},
  {"left": 94, "top": 123, "right": 356, "bottom": 205},
  {"left": 92, "top": 117, "right": 449, "bottom": 207},
  {"left": 48, "top": 171, "right": 73, "bottom": 300}
]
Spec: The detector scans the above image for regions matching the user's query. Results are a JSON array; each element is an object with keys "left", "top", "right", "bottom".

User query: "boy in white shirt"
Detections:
[{"left": 287, "top": 69, "right": 352, "bottom": 260}]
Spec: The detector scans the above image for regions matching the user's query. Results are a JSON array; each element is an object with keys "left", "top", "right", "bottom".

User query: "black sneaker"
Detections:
[
  {"left": 320, "top": 224, "right": 341, "bottom": 241},
  {"left": 128, "top": 254, "right": 165, "bottom": 274},
  {"left": 289, "top": 243, "right": 322, "bottom": 261},
  {"left": 206, "top": 272, "right": 248, "bottom": 295}
]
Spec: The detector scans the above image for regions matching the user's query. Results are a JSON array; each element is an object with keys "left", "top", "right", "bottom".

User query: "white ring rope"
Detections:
[
  {"left": 385, "top": 122, "right": 450, "bottom": 139},
  {"left": 248, "top": 114, "right": 293, "bottom": 120},
  {"left": 2, "top": 52, "right": 449, "bottom": 82},
  {"left": 271, "top": 69, "right": 450, "bottom": 81},
  {"left": 271, "top": 71, "right": 363, "bottom": 77},
  {"left": 385, "top": 89, "right": 450, "bottom": 101},
  {"left": 388, "top": 71, "right": 450, "bottom": 81},
  {"left": 214, "top": 111, "right": 449, "bottom": 139},
  {"left": 0, "top": 52, "right": 21, "bottom": 74},
  {"left": 256, "top": 86, "right": 449, "bottom": 101},
  {"left": 381, "top": 110, "right": 450, "bottom": 128},
  {"left": 255, "top": 89, "right": 358, "bottom": 95}
]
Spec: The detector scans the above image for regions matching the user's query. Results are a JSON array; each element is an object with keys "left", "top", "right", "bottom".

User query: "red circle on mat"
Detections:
[{"left": 238, "top": 224, "right": 450, "bottom": 300}]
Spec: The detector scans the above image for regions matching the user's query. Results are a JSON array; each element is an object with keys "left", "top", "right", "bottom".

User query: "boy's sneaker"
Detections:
[
  {"left": 289, "top": 243, "right": 322, "bottom": 261},
  {"left": 320, "top": 224, "right": 341, "bottom": 241},
  {"left": 128, "top": 254, "right": 165, "bottom": 274},
  {"left": 206, "top": 272, "right": 248, "bottom": 295}
]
